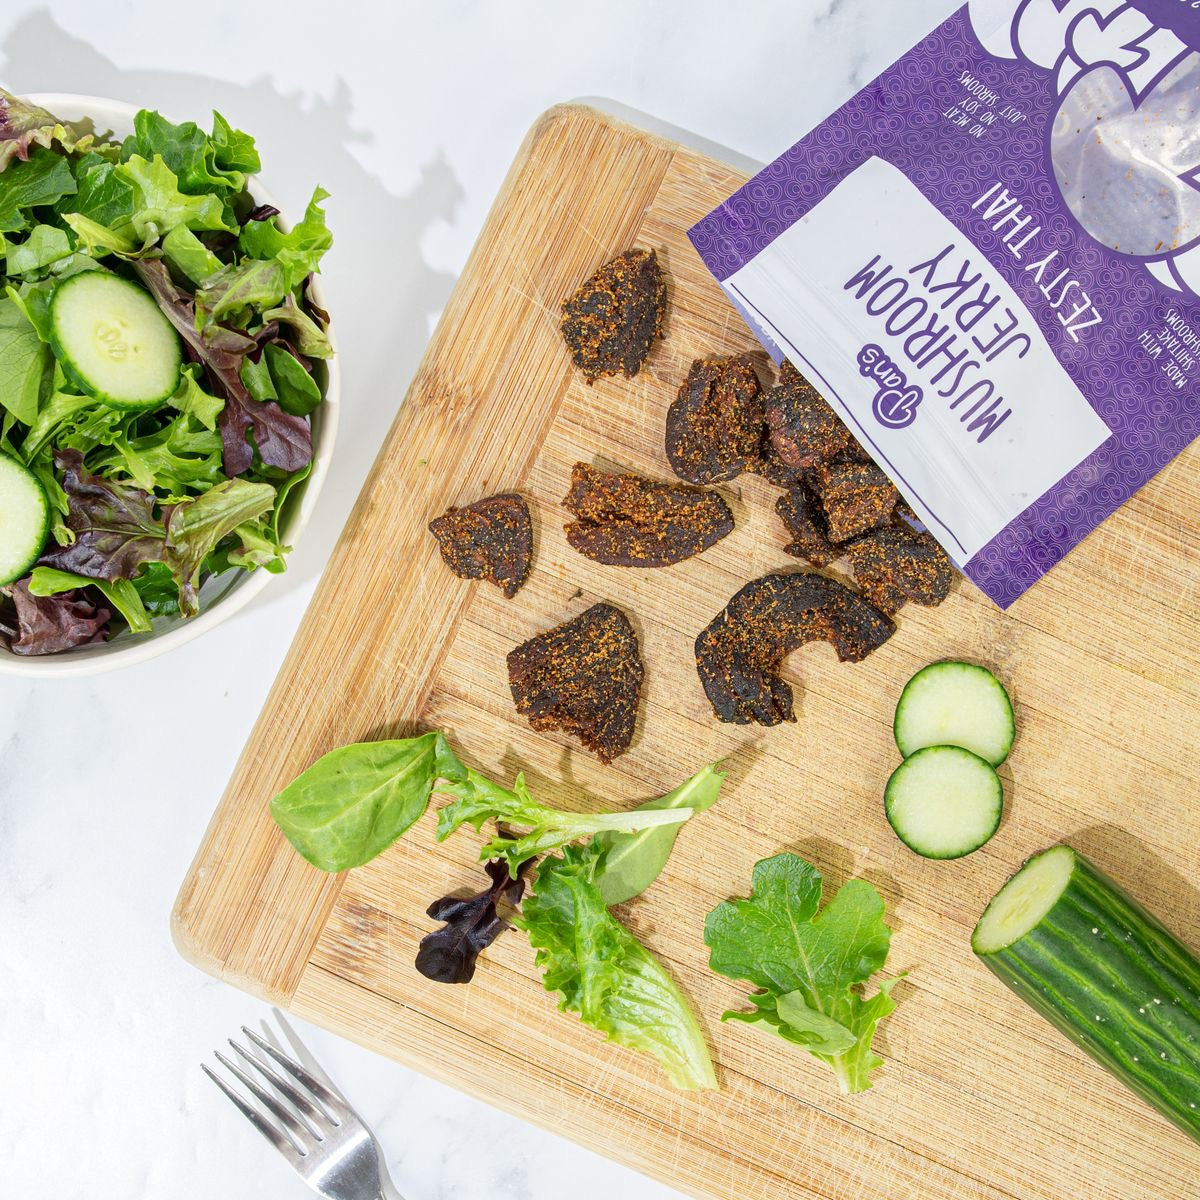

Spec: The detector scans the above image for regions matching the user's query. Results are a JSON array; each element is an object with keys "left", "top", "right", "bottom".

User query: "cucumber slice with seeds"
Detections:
[
  {"left": 50, "top": 272, "right": 181, "bottom": 410},
  {"left": 885, "top": 744, "right": 1002, "bottom": 859},
  {"left": 0, "top": 453, "right": 50, "bottom": 586},
  {"left": 894, "top": 661, "right": 1015, "bottom": 766}
]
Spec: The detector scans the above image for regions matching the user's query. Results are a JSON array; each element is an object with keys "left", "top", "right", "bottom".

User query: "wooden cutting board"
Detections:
[{"left": 173, "top": 104, "right": 1200, "bottom": 1200}]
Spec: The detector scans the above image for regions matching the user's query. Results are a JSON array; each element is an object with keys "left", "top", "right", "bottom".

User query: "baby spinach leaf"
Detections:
[
  {"left": 704, "top": 853, "right": 899, "bottom": 1095},
  {"left": 519, "top": 845, "right": 717, "bottom": 1091},
  {"left": 0, "top": 145, "right": 77, "bottom": 230},
  {"left": 436, "top": 769, "right": 692, "bottom": 877},
  {"left": 270, "top": 733, "right": 468, "bottom": 871},
  {"left": 266, "top": 342, "right": 321, "bottom": 416},
  {"left": 593, "top": 764, "right": 723, "bottom": 907}
]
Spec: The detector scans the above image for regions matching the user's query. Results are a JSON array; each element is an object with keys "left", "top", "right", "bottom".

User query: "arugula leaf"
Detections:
[
  {"left": 270, "top": 734, "right": 468, "bottom": 871},
  {"left": 704, "top": 853, "right": 898, "bottom": 1095},
  {"left": 416, "top": 858, "right": 531, "bottom": 985},
  {"left": 520, "top": 846, "right": 717, "bottom": 1091},
  {"left": 0, "top": 145, "right": 77, "bottom": 231},
  {"left": 27, "top": 565, "right": 152, "bottom": 634},
  {"left": 593, "top": 765, "right": 723, "bottom": 906},
  {"left": 0, "top": 88, "right": 104, "bottom": 170},
  {"left": 2, "top": 577, "right": 111, "bottom": 655},
  {"left": 436, "top": 770, "right": 692, "bottom": 877},
  {"left": 5, "top": 224, "right": 73, "bottom": 276},
  {"left": 0, "top": 295, "right": 51, "bottom": 424},
  {"left": 168, "top": 364, "right": 224, "bottom": 432},
  {"left": 26, "top": 444, "right": 69, "bottom": 544}
]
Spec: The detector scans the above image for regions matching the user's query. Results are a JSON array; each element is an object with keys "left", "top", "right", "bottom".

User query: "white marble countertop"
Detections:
[{"left": 0, "top": 2, "right": 958, "bottom": 1196}]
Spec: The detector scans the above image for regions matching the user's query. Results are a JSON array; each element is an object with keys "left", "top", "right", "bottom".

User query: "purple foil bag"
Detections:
[{"left": 690, "top": 0, "right": 1200, "bottom": 607}]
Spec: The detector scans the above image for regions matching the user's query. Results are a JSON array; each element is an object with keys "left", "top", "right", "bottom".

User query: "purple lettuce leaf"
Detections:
[
  {"left": 132, "top": 258, "right": 312, "bottom": 476},
  {"left": 3, "top": 578, "right": 111, "bottom": 655},
  {"left": 0, "top": 88, "right": 103, "bottom": 170}
]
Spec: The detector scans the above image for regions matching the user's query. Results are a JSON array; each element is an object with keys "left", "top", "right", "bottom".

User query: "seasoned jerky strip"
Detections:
[
  {"left": 666, "top": 355, "right": 765, "bottom": 483},
  {"left": 563, "top": 462, "right": 734, "bottom": 568},
  {"left": 845, "top": 523, "right": 954, "bottom": 615},
  {"left": 508, "top": 603, "right": 644, "bottom": 763},
  {"left": 560, "top": 248, "right": 667, "bottom": 384},
  {"left": 428, "top": 493, "right": 533, "bottom": 599},
  {"left": 695, "top": 572, "right": 895, "bottom": 727},
  {"left": 775, "top": 483, "right": 839, "bottom": 567},
  {"left": 807, "top": 461, "right": 898, "bottom": 542},
  {"left": 765, "top": 360, "right": 852, "bottom": 469}
]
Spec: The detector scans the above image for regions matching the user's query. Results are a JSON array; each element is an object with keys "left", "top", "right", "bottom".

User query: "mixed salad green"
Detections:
[{"left": 0, "top": 90, "right": 331, "bottom": 655}]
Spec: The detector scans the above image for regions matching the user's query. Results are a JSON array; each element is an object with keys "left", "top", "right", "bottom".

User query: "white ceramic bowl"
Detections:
[{"left": 0, "top": 94, "right": 339, "bottom": 678}]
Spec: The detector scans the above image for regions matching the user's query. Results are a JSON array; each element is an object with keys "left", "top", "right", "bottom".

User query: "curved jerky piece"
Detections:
[
  {"left": 775, "top": 483, "right": 838, "bottom": 567},
  {"left": 808, "top": 461, "right": 898, "bottom": 542},
  {"left": 845, "top": 523, "right": 954, "bottom": 615},
  {"left": 563, "top": 462, "right": 734, "bottom": 567},
  {"left": 428, "top": 493, "right": 533, "bottom": 599},
  {"left": 695, "top": 572, "right": 895, "bottom": 726},
  {"left": 765, "top": 360, "right": 852, "bottom": 470},
  {"left": 560, "top": 248, "right": 667, "bottom": 384},
  {"left": 666, "top": 355, "right": 765, "bottom": 483},
  {"left": 508, "top": 603, "right": 644, "bottom": 763}
]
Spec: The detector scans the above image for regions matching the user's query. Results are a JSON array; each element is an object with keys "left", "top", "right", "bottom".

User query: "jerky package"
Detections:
[{"left": 690, "top": 0, "right": 1200, "bottom": 607}]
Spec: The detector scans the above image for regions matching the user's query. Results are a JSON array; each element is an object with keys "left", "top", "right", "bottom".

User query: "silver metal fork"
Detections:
[{"left": 204, "top": 1018, "right": 402, "bottom": 1200}]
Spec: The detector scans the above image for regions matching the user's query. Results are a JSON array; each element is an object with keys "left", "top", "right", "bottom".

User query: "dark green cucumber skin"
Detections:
[{"left": 977, "top": 850, "right": 1200, "bottom": 1144}]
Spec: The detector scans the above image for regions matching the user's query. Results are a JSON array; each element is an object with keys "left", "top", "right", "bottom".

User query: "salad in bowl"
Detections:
[{"left": 0, "top": 90, "right": 336, "bottom": 671}]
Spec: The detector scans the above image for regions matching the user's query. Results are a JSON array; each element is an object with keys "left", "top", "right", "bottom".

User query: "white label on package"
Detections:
[{"left": 722, "top": 156, "right": 1112, "bottom": 564}]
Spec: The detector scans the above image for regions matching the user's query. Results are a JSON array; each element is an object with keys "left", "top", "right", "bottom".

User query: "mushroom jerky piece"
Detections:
[
  {"left": 507, "top": 603, "right": 644, "bottom": 763},
  {"left": 695, "top": 572, "right": 895, "bottom": 726},
  {"left": 560, "top": 248, "right": 667, "bottom": 384},
  {"left": 563, "top": 462, "right": 734, "bottom": 568},
  {"left": 666, "top": 355, "right": 765, "bottom": 484},
  {"left": 765, "top": 360, "right": 853, "bottom": 470},
  {"left": 428, "top": 493, "right": 533, "bottom": 599},
  {"left": 775, "top": 483, "right": 839, "bottom": 567},
  {"left": 845, "top": 523, "right": 954, "bottom": 615},
  {"left": 807, "top": 461, "right": 898, "bottom": 542}
]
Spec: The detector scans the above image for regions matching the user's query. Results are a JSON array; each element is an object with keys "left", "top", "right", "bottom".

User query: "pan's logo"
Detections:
[
  {"left": 859, "top": 344, "right": 923, "bottom": 430},
  {"left": 969, "top": 0, "right": 1200, "bottom": 297}
]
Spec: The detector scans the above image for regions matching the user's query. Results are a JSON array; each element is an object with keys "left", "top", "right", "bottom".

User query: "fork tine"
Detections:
[
  {"left": 229, "top": 1038, "right": 326, "bottom": 1130},
  {"left": 202, "top": 1063, "right": 298, "bottom": 1160},
  {"left": 242, "top": 1026, "right": 350, "bottom": 1124},
  {"left": 214, "top": 1049, "right": 315, "bottom": 1152}
]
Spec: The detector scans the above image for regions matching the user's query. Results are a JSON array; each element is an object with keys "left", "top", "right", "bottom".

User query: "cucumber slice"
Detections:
[
  {"left": 974, "top": 846, "right": 1200, "bottom": 1144},
  {"left": 0, "top": 453, "right": 50, "bottom": 586},
  {"left": 884, "top": 745, "right": 1002, "bottom": 859},
  {"left": 49, "top": 272, "right": 182, "bottom": 410},
  {"left": 894, "top": 661, "right": 1015, "bottom": 766}
]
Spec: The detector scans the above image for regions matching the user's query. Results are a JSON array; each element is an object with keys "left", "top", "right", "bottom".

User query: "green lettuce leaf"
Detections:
[
  {"left": 593, "top": 764, "right": 723, "bottom": 906},
  {"left": 262, "top": 292, "right": 332, "bottom": 359},
  {"left": 121, "top": 109, "right": 247, "bottom": 196},
  {"left": 6, "top": 279, "right": 55, "bottom": 340},
  {"left": 130, "top": 561, "right": 180, "bottom": 616},
  {"left": 270, "top": 734, "right": 468, "bottom": 872},
  {"left": 0, "top": 295, "right": 52, "bottom": 424},
  {"left": 435, "top": 770, "right": 692, "bottom": 877},
  {"left": 28, "top": 565, "right": 152, "bottom": 634},
  {"left": 116, "top": 153, "right": 234, "bottom": 239},
  {"left": 161, "top": 223, "right": 223, "bottom": 284},
  {"left": 4, "top": 224, "right": 73, "bottom": 276},
  {"left": 0, "top": 144, "right": 77, "bottom": 231},
  {"left": 519, "top": 846, "right": 717, "bottom": 1091},
  {"left": 63, "top": 153, "right": 136, "bottom": 226},
  {"left": 195, "top": 256, "right": 288, "bottom": 328},
  {"left": 210, "top": 111, "right": 260, "bottom": 176},
  {"left": 168, "top": 363, "right": 224, "bottom": 431},
  {"left": 238, "top": 185, "right": 330, "bottom": 274},
  {"left": 704, "top": 853, "right": 899, "bottom": 1095}
]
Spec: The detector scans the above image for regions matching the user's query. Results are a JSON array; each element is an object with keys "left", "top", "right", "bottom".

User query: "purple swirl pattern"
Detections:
[{"left": 688, "top": 8, "right": 1200, "bottom": 607}]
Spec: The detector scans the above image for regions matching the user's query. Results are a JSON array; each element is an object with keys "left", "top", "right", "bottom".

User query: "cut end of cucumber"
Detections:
[
  {"left": 972, "top": 845, "right": 1075, "bottom": 955},
  {"left": 0, "top": 453, "right": 50, "bottom": 586},
  {"left": 894, "top": 660, "right": 1015, "bottom": 766},
  {"left": 50, "top": 272, "right": 182, "bottom": 410},
  {"left": 884, "top": 744, "right": 1003, "bottom": 860}
]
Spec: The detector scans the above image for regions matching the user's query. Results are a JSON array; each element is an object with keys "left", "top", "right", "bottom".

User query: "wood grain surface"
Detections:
[{"left": 173, "top": 104, "right": 1200, "bottom": 1200}]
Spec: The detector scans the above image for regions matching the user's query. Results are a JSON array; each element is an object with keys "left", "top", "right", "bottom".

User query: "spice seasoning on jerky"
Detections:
[
  {"left": 560, "top": 248, "right": 667, "bottom": 384},
  {"left": 507, "top": 602, "right": 644, "bottom": 763},
  {"left": 845, "top": 523, "right": 954, "bottom": 615},
  {"left": 428, "top": 493, "right": 533, "bottom": 599},
  {"left": 666, "top": 355, "right": 765, "bottom": 484},
  {"left": 562, "top": 462, "right": 734, "bottom": 568},
  {"left": 775, "top": 483, "right": 839, "bottom": 567},
  {"left": 807, "top": 461, "right": 898, "bottom": 542},
  {"left": 695, "top": 572, "right": 895, "bottom": 726},
  {"left": 765, "top": 360, "right": 853, "bottom": 469}
]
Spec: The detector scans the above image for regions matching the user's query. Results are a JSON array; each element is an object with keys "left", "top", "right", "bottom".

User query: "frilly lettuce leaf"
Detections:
[
  {"left": 519, "top": 845, "right": 717, "bottom": 1091},
  {"left": 0, "top": 88, "right": 107, "bottom": 172},
  {"left": 704, "top": 853, "right": 900, "bottom": 1095},
  {"left": 121, "top": 107, "right": 258, "bottom": 196}
]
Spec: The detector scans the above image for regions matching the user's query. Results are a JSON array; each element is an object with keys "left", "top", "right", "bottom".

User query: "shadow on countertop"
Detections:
[{"left": 0, "top": 10, "right": 464, "bottom": 607}]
